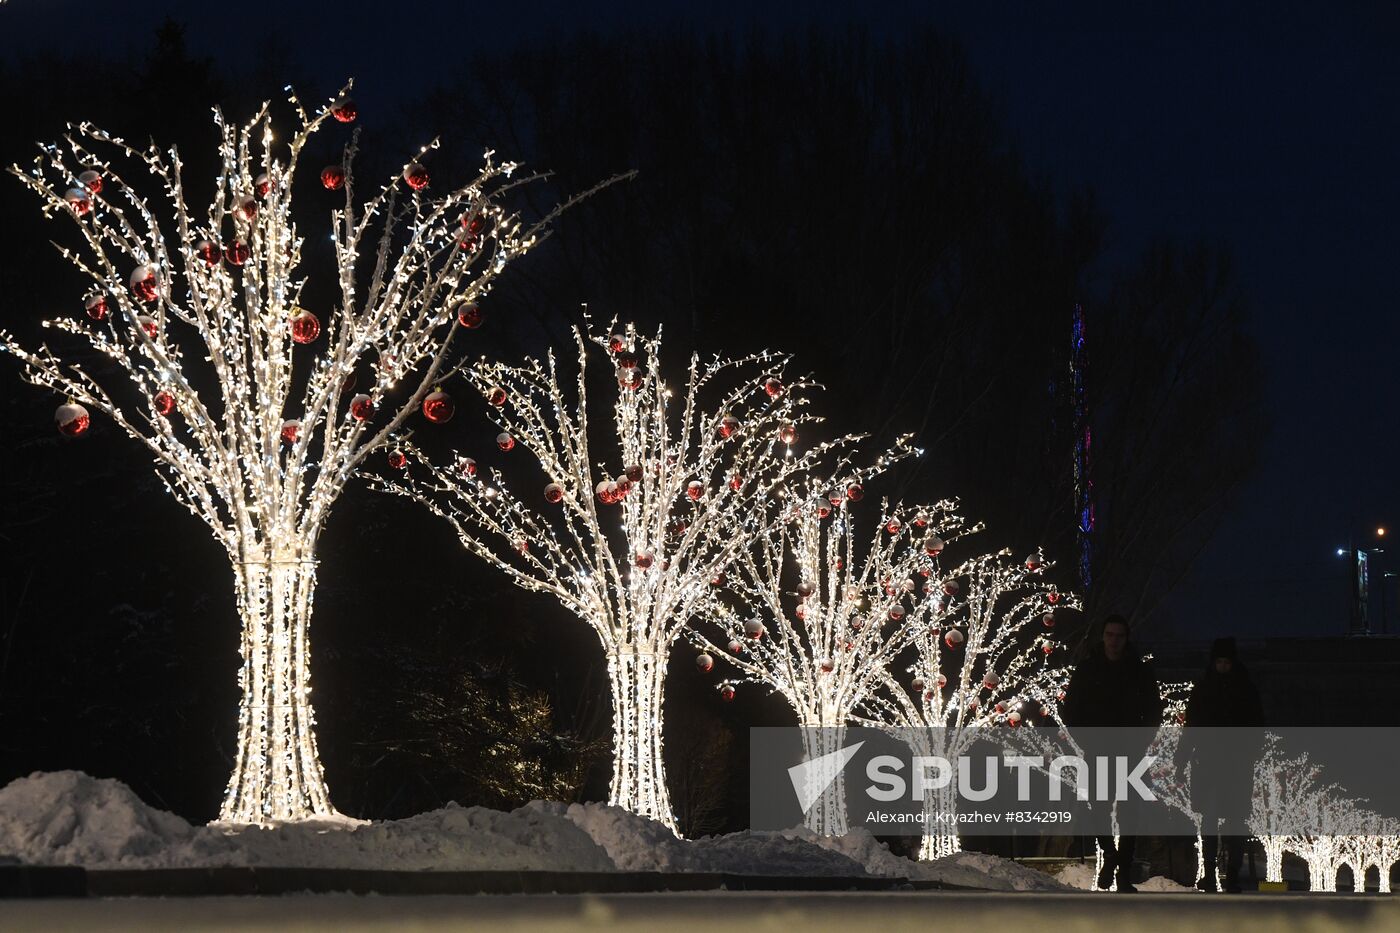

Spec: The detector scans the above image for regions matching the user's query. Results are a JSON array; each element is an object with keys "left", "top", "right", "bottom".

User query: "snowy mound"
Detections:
[
  {"left": 788, "top": 828, "right": 1068, "bottom": 891},
  {"left": 1056, "top": 861, "right": 1192, "bottom": 892},
  {"left": 0, "top": 771, "right": 1070, "bottom": 888},
  {"left": 0, "top": 772, "right": 610, "bottom": 872},
  {"left": 0, "top": 771, "right": 201, "bottom": 868},
  {"left": 547, "top": 801, "right": 870, "bottom": 876}
]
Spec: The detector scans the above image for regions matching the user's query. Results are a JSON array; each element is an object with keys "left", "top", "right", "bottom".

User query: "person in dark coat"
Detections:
[
  {"left": 1174, "top": 637, "right": 1265, "bottom": 893},
  {"left": 1063, "top": 614, "right": 1163, "bottom": 892}
]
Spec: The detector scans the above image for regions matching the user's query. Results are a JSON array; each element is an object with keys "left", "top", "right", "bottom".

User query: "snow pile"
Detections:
[
  {"left": 0, "top": 771, "right": 1070, "bottom": 889},
  {"left": 780, "top": 827, "right": 1068, "bottom": 891},
  {"left": 0, "top": 771, "right": 203, "bottom": 867},
  {"left": 549, "top": 802, "right": 869, "bottom": 876},
  {"left": 0, "top": 771, "right": 610, "bottom": 872},
  {"left": 1056, "top": 861, "right": 1192, "bottom": 893}
]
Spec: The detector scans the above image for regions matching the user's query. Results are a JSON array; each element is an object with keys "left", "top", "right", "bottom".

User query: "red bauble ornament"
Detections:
[
  {"left": 331, "top": 97, "right": 357, "bottom": 123},
  {"left": 487, "top": 387, "right": 507, "bottom": 407},
  {"left": 819, "top": 657, "right": 834, "bottom": 673},
  {"left": 717, "top": 414, "right": 739, "bottom": 438},
  {"left": 84, "top": 295, "right": 108, "bottom": 321},
  {"left": 719, "top": 684, "right": 736, "bottom": 702},
  {"left": 686, "top": 480, "right": 704, "bottom": 501},
  {"left": 595, "top": 480, "right": 616, "bottom": 504},
  {"left": 796, "top": 581, "right": 815, "bottom": 598},
  {"left": 710, "top": 572, "right": 725, "bottom": 586},
  {"left": 729, "top": 474, "right": 743, "bottom": 491},
  {"left": 290, "top": 309, "right": 320, "bottom": 344},
  {"left": 137, "top": 315, "right": 159, "bottom": 339},
  {"left": 889, "top": 605, "right": 906, "bottom": 621},
  {"left": 624, "top": 464, "right": 644, "bottom": 483},
  {"left": 816, "top": 501, "right": 832, "bottom": 519},
  {"left": 763, "top": 376, "right": 784, "bottom": 398},
  {"left": 924, "top": 534, "right": 945, "bottom": 557},
  {"left": 913, "top": 511, "right": 929, "bottom": 527},
  {"left": 614, "top": 476, "right": 632, "bottom": 498},
  {"left": 130, "top": 264, "right": 159, "bottom": 302},
  {"left": 455, "top": 301, "right": 482, "bottom": 329},
  {"left": 983, "top": 672, "right": 1001, "bottom": 690},
  {"left": 403, "top": 162, "right": 430, "bottom": 191},
  {"left": 196, "top": 240, "right": 221, "bottom": 266},
  {"left": 828, "top": 490, "right": 845, "bottom": 507},
  {"left": 608, "top": 333, "right": 626, "bottom": 353},
  {"left": 1042, "top": 641, "right": 1055, "bottom": 655},
  {"left": 224, "top": 241, "right": 250, "bottom": 266},
  {"left": 496, "top": 431, "right": 515, "bottom": 451},
  {"left": 458, "top": 456, "right": 477, "bottom": 476},
  {"left": 942, "top": 580, "right": 960, "bottom": 597},
  {"left": 944, "top": 629, "right": 965, "bottom": 649},
  {"left": 619, "top": 367, "right": 643, "bottom": 390},
  {"left": 1042, "top": 612, "right": 1056, "bottom": 628},
  {"left": 1025, "top": 551, "right": 1045, "bottom": 572},
  {"left": 936, "top": 673, "right": 948, "bottom": 689},
  {"left": 778, "top": 423, "right": 797, "bottom": 444},
  {"left": 78, "top": 170, "right": 103, "bottom": 194},
  {"left": 886, "top": 518, "right": 902, "bottom": 535},
  {"left": 280, "top": 419, "right": 302, "bottom": 444},
  {"left": 1007, "top": 711, "right": 1022, "bottom": 728},
  {"left": 634, "top": 550, "right": 654, "bottom": 569},
  {"left": 1046, "top": 590, "right": 1061, "bottom": 605},
  {"left": 911, "top": 676, "right": 926, "bottom": 692},
  {"left": 513, "top": 535, "right": 529, "bottom": 554},
  {"left": 55, "top": 402, "right": 90, "bottom": 437},
  {"left": 65, "top": 188, "right": 91, "bottom": 215},
  {"left": 234, "top": 195, "right": 258, "bottom": 223},
  {"left": 846, "top": 483, "right": 864, "bottom": 502},
  {"left": 422, "top": 390, "right": 454, "bottom": 424},
  {"left": 794, "top": 604, "right": 806, "bottom": 621},
  {"left": 349, "top": 393, "right": 376, "bottom": 421},
  {"left": 696, "top": 653, "right": 714, "bottom": 673},
  {"left": 321, "top": 165, "right": 346, "bottom": 190},
  {"left": 153, "top": 391, "right": 175, "bottom": 417},
  {"left": 727, "top": 639, "right": 744, "bottom": 654},
  {"left": 544, "top": 482, "right": 564, "bottom": 504},
  {"left": 744, "top": 619, "right": 765, "bottom": 639},
  {"left": 254, "top": 173, "right": 272, "bottom": 198},
  {"left": 387, "top": 449, "right": 408, "bottom": 470}
]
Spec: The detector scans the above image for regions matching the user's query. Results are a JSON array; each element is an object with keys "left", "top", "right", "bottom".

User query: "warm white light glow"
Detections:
[{"left": 1, "top": 83, "right": 559, "bottom": 823}]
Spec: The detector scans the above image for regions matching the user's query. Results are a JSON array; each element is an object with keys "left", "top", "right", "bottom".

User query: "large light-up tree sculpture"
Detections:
[
  {"left": 369, "top": 321, "right": 880, "bottom": 830},
  {"left": 0, "top": 85, "right": 572, "bottom": 822},
  {"left": 860, "top": 529, "right": 1079, "bottom": 859}
]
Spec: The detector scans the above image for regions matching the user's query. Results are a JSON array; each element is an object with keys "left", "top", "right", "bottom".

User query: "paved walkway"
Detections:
[{"left": 2, "top": 890, "right": 1396, "bottom": 932}]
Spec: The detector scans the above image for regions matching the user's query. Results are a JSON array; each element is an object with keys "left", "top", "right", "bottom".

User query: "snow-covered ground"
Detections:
[
  {"left": 0, "top": 771, "right": 1066, "bottom": 891},
  {"left": 1055, "top": 861, "right": 1194, "bottom": 893}
]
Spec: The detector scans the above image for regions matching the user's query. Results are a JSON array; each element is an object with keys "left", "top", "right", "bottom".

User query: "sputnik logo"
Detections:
[{"left": 787, "top": 741, "right": 865, "bottom": 813}]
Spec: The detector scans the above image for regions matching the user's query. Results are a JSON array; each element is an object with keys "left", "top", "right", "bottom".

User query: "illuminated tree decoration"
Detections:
[
  {"left": 0, "top": 82, "right": 576, "bottom": 823},
  {"left": 692, "top": 493, "right": 944, "bottom": 837},
  {"left": 369, "top": 320, "right": 899, "bottom": 830},
  {"left": 860, "top": 536, "right": 1079, "bottom": 859}
]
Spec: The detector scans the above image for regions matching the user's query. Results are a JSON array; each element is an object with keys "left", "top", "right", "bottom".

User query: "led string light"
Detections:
[
  {"left": 367, "top": 318, "right": 910, "bottom": 831},
  {"left": 0, "top": 83, "right": 569, "bottom": 823}
]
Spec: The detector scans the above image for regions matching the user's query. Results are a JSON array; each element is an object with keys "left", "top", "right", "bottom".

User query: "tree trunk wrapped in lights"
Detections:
[
  {"left": 369, "top": 320, "right": 896, "bottom": 830},
  {"left": 858, "top": 532, "right": 1079, "bottom": 858},
  {"left": 0, "top": 84, "right": 573, "bottom": 822}
]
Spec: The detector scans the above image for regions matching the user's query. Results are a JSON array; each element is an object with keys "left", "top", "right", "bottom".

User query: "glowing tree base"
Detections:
[
  {"left": 220, "top": 552, "right": 336, "bottom": 823},
  {"left": 799, "top": 725, "right": 849, "bottom": 837},
  {"left": 607, "top": 647, "right": 674, "bottom": 830},
  {"left": 918, "top": 785, "right": 962, "bottom": 860}
]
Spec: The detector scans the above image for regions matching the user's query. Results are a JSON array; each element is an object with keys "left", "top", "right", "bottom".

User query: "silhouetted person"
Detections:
[
  {"left": 1175, "top": 637, "right": 1264, "bottom": 893},
  {"left": 1063, "top": 614, "right": 1163, "bottom": 892}
]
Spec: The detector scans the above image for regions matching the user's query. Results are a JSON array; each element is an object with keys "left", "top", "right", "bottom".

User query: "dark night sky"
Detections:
[{"left": 3, "top": 0, "right": 1398, "bottom": 638}]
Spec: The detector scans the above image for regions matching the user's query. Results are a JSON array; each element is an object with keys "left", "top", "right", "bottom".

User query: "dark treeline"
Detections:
[{"left": 0, "top": 22, "right": 1262, "bottom": 831}]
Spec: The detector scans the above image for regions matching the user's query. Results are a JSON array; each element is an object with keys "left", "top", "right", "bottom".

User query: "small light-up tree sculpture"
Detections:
[
  {"left": 690, "top": 494, "right": 948, "bottom": 836},
  {"left": 369, "top": 320, "right": 879, "bottom": 830},
  {"left": 0, "top": 85, "right": 573, "bottom": 822},
  {"left": 859, "top": 528, "right": 1078, "bottom": 859}
]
